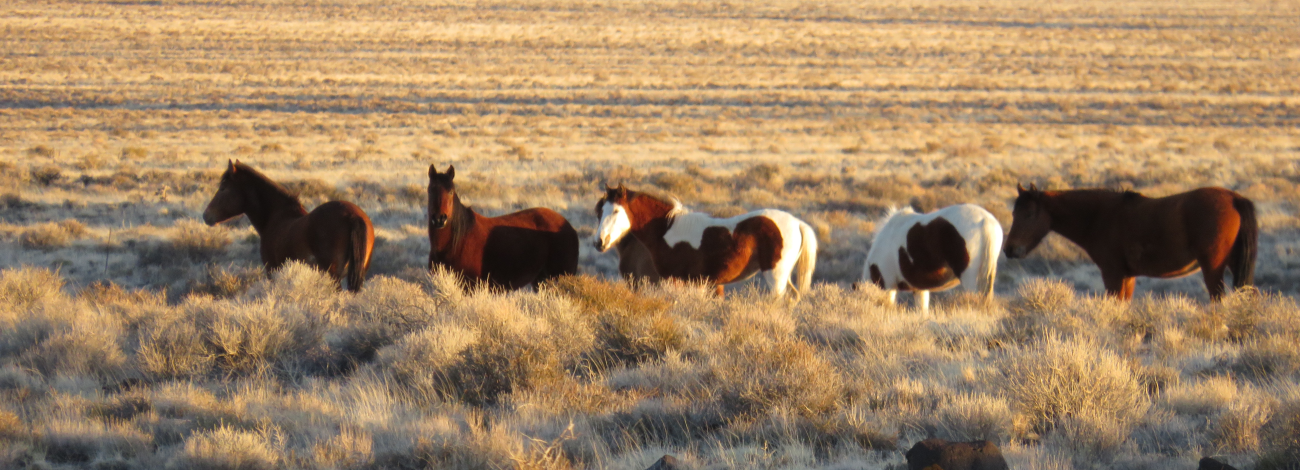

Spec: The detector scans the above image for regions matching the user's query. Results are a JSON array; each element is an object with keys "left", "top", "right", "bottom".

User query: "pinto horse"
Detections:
[
  {"left": 202, "top": 160, "right": 374, "bottom": 291},
  {"left": 427, "top": 165, "right": 579, "bottom": 290},
  {"left": 594, "top": 185, "right": 817, "bottom": 297},
  {"left": 1004, "top": 184, "right": 1257, "bottom": 300},
  {"left": 862, "top": 204, "right": 1003, "bottom": 311},
  {"left": 595, "top": 196, "right": 661, "bottom": 282}
]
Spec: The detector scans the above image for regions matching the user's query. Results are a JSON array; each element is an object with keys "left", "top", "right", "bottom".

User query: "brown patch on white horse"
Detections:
[
  {"left": 869, "top": 264, "right": 885, "bottom": 289},
  {"left": 896, "top": 217, "right": 970, "bottom": 291}
]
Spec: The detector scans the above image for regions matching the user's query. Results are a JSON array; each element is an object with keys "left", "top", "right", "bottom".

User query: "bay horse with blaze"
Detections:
[
  {"left": 594, "top": 185, "right": 817, "bottom": 297},
  {"left": 861, "top": 204, "right": 1003, "bottom": 311},
  {"left": 1004, "top": 184, "right": 1257, "bottom": 300},
  {"left": 427, "top": 165, "right": 579, "bottom": 290},
  {"left": 202, "top": 160, "right": 374, "bottom": 291}
]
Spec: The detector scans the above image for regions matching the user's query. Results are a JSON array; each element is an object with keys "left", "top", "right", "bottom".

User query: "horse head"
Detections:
[
  {"left": 427, "top": 164, "right": 457, "bottom": 229},
  {"left": 203, "top": 159, "right": 247, "bottom": 226},
  {"left": 595, "top": 183, "right": 632, "bottom": 252},
  {"left": 1005, "top": 183, "right": 1050, "bottom": 259}
]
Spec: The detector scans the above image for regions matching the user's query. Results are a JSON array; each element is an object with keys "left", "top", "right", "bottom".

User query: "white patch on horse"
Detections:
[{"left": 662, "top": 210, "right": 747, "bottom": 249}]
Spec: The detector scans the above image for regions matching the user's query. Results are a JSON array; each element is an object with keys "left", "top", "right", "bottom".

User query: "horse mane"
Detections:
[
  {"left": 627, "top": 189, "right": 687, "bottom": 226},
  {"left": 233, "top": 162, "right": 306, "bottom": 212},
  {"left": 447, "top": 194, "right": 476, "bottom": 254}
]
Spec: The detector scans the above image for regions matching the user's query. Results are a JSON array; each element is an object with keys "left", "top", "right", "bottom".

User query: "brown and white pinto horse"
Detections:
[
  {"left": 203, "top": 160, "right": 374, "bottom": 291},
  {"left": 427, "top": 165, "right": 579, "bottom": 290},
  {"left": 862, "top": 204, "right": 1003, "bottom": 311},
  {"left": 595, "top": 196, "right": 661, "bottom": 283},
  {"left": 594, "top": 185, "right": 817, "bottom": 297},
  {"left": 1004, "top": 184, "right": 1257, "bottom": 300}
]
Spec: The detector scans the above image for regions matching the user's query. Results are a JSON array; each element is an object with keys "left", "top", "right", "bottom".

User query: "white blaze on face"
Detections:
[{"left": 597, "top": 202, "right": 631, "bottom": 252}]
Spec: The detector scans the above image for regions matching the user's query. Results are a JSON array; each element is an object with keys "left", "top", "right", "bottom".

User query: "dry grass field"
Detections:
[{"left": 2, "top": 0, "right": 1300, "bottom": 468}]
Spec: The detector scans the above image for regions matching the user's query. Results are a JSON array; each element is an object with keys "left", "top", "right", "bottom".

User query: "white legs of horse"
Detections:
[{"left": 882, "top": 289, "right": 931, "bottom": 311}]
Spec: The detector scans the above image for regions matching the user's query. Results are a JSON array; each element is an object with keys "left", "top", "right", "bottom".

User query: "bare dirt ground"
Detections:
[{"left": 1, "top": 0, "right": 1299, "bottom": 468}]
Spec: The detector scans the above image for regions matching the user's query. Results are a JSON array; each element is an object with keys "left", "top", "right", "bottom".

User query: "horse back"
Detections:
[
  {"left": 306, "top": 201, "right": 372, "bottom": 230},
  {"left": 1125, "top": 187, "right": 1243, "bottom": 237},
  {"left": 485, "top": 206, "right": 574, "bottom": 233}
]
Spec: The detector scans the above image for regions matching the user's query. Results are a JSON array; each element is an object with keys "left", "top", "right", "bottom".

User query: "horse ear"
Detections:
[
  {"left": 1016, "top": 183, "right": 1025, "bottom": 193},
  {"left": 227, "top": 159, "right": 236, "bottom": 173},
  {"left": 446, "top": 165, "right": 455, "bottom": 179},
  {"left": 1029, "top": 183, "right": 1038, "bottom": 191},
  {"left": 428, "top": 164, "right": 438, "bottom": 177}
]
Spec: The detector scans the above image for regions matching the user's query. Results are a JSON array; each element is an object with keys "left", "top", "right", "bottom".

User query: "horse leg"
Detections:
[
  {"left": 917, "top": 290, "right": 930, "bottom": 312},
  {"left": 1199, "top": 241, "right": 1235, "bottom": 301},
  {"left": 1102, "top": 273, "right": 1136, "bottom": 300},
  {"left": 325, "top": 261, "right": 343, "bottom": 288},
  {"left": 767, "top": 267, "right": 793, "bottom": 298},
  {"left": 886, "top": 289, "right": 897, "bottom": 306},
  {"left": 715, "top": 284, "right": 725, "bottom": 297},
  {"left": 1201, "top": 263, "right": 1228, "bottom": 300}
]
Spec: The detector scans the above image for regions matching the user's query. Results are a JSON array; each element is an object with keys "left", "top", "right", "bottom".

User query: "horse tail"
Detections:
[
  {"left": 345, "top": 215, "right": 373, "bottom": 292},
  {"left": 1230, "top": 196, "right": 1258, "bottom": 288},
  {"left": 976, "top": 215, "right": 1003, "bottom": 299},
  {"left": 793, "top": 221, "right": 818, "bottom": 296}
]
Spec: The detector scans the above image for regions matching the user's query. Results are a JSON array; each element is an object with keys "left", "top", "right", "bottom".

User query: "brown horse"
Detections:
[
  {"left": 427, "top": 165, "right": 579, "bottom": 290},
  {"left": 202, "top": 160, "right": 374, "bottom": 291},
  {"left": 595, "top": 195, "right": 661, "bottom": 282},
  {"left": 1004, "top": 184, "right": 1257, "bottom": 300},
  {"left": 594, "top": 185, "right": 817, "bottom": 297}
]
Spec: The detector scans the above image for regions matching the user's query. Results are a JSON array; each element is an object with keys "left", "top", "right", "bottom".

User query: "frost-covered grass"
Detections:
[{"left": 0, "top": 265, "right": 1297, "bottom": 468}]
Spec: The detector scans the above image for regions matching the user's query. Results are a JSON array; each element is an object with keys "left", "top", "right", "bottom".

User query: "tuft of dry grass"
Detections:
[
  {"left": 1258, "top": 398, "right": 1300, "bottom": 469},
  {"left": 1000, "top": 338, "right": 1149, "bottom": 436},
  {"left": 19, "top": 219, "right": 87, "bottom": 250},
  {"left": 168, "top": 220, "right": 232, "bottom": 261},
  {"left": 172, "top": 425, "right": 281, "bottom": 470},
  {"left": 1212, "top": 401, "right": 1273, "bottom": 454},
  {"left": 934, "top": 393, "right": 1015, "bottom": 443},
  {"left": 549, "top": 275, "right": 682, "bottom": 368}
]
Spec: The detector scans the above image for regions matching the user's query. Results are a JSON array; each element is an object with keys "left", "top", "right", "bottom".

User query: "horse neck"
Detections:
[
  {"left": 433, "top": 195, "right": 477, "bottom": 255},
  {"left": 625, "top": 195, "right": 679, "bottom": 253},
  {"left": 242, "top": 177, "right": 307, "bottom": 234},
  {"left": 1044, "top": 190, "right": 1121, "bottom": 245}
]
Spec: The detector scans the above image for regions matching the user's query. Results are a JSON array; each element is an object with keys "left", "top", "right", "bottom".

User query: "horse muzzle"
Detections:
[
  {"left": 1005, "top": 245, "right": 1028, "bottom": 259},
  {"left": 593, "top": 239, "right": 610, "bottom": 253},
  {"left": 201, "top": 209, "right": 218, "bottom": 226},
  {"left": 430, "top": 215, "right": 448, "bottom": 229}
]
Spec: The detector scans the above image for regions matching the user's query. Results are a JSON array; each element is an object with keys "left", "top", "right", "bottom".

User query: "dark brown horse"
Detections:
[
  {"left": 202, "top": 160, "right": 374, "bottom": 291},
  {"left": 427, "top": 165, "right": 579, "bottom": 290},
  {"left": 595, "top": 195, "right": 661, "bottom": 282},
  {"left": 594, "top": 184, "right": 817, "bottom": 297},
  {"left": 1004, "top": 184, "right": 1257, "bottom": 300}
]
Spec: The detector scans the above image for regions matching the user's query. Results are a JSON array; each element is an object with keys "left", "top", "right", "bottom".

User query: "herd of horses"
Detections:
[{"left": 201, "top": 160, "right": 1259, "bottom": 306}]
